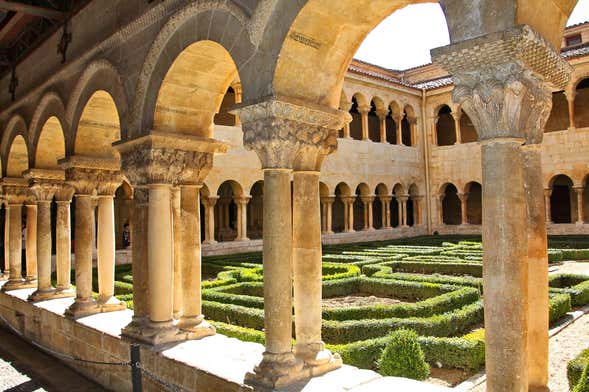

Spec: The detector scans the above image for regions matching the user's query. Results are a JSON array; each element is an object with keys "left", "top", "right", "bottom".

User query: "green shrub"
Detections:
[
  {"left": 574, "top": 362, "right": 589, "bottom": 392},
  {"left": 550, "top": 274, "right": 589, "bottom": 307},
  {"left": 549, "top": 293, "right": 572, "bottom": 323},
  {"left": 377, "top": 329, "right": 429, "bottom": 380},
  {"left": 569, "top": 349, "right": 589, "bottom": 389}
]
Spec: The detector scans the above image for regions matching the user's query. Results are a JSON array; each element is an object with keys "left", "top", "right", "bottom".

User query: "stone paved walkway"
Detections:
[{"left": 0, "top": 326, "right": 105, "bottom": 392}]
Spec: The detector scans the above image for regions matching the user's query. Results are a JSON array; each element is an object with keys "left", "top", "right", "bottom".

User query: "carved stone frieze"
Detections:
[
  {"left": 113, "top": 132, "right": 226, "bottom": 186},
  {"left": 234, "top": 98, "right": 351, "bottom": 170}
]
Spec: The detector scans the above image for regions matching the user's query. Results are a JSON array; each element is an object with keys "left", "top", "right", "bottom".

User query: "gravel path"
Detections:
[{"left": 550, "top": 261, "right": 589, "bottom": 275}]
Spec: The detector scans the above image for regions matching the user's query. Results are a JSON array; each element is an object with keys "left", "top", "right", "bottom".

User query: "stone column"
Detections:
[
  {"left": 320, "top": 196, "right": 334, "bottom": 234},
  {"left": 432, "top": 26, "right": 569, "bottom": 391},
  {"left": 237, "top": 98, "right": 347, "bottom": 389},
  {"left": 544, "top": 189, "right": 553, "bottom": 224},
  {"left": 29, "top": 199, "right": 53, "bottom": 300},
  {"left": 379, "top": 196, "right": 391, "bottom": 229},
  {"left": 394, "top": 115, "right": 403, "bottom": 145},
  {"left": 55, "top": 186, "right": 75, "bottom": 297},
  {"left": 574, "top": 187, "right": 585, "bottom": 224},
  {"left": 202, "top": 196, "right": 217, "bottom": 244},
  {"left": 399, "top": 195, "right": 409, "bottom": 227},
  {"left": 171, "top": 187, "right": 183, "bottom": 319},
  {"left": 236, "top": 196, "right": 250, "bottom": 241},
  {"left": 342, "top": 101, "right": 352, "bottom": 139},
  {"left": 65, "top": 193, "right": 97, "bottom": 318},
  {"left": 396, "top": 195, "right": 404, "bottom": 228},
  {"left": 408, "top": 117, "right": 417, "bottom": 146},
  {"left": 458, "top": 192, "right": 469, "bottom": 225},
  {"left": 344, "top": 196, "right": 355, "bottom": 232},
  {"left": 358, "top": 105, "right": 370, "bottom": 141},
  {"left": 2, "top": 204, "right": 8, "bottom": 280},
  {"left": 565, "top": 90, "right": 576, "bottom": 130},
  {"left": 178, "top": 185, "right": 215, "bottom": 337},
  {"left": 522, "top": 144, "right": 550, "bottom": 391},
  {"left": 452, "top": 112, "right": 462, "bottom": 144},
  {"left": 97, "top": 191, "right": 125, "bottom": 312},
  {"left": 377, "top": 110, "right": 387, "bottom": 143},
  {"left": 360, "top": 196, "right": 374, "bottom": 230},
  {"left": 233, "top": 82, "right": 242, "bottom": 126},
  {"left": 2, "top": 200, "right": 25, "bottom": 291},
  {"left": 24, "top": 203, "right": 37, "bottom": 283}
]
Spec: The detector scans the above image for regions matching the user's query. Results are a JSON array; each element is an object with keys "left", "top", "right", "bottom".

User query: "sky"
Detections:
[{"left": 354, "top": 0, "right": 589, "bottom": 71}]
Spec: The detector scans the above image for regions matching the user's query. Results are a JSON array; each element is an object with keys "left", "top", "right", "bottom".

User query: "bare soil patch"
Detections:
[{"left": 322, "top": 295, "right": 411, "bottom": 308}]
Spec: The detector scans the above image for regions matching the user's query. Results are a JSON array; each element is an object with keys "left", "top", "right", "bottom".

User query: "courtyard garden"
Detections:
[{"left": 101, "top": 235, "right": 589, "bottom": 387}]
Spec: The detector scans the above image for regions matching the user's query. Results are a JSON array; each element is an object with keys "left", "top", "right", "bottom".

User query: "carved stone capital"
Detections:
[
  {"left": 59, "top": 155, "right": 121, "bottom": 196},
  {"left": 357, "top": 105, "right": 371, "bottom": 115},
  {"left": 1, "top": 177, "right": 30, "bottom": 204},
  {"left": 202, "top": 196, "right": 218, "bottom": 208},
  {"left": 320, "top": 196, "right": 335, "bottom": 205},
  {"left": 379, "top": 196, "right": 393, "bottom": 203},
  {"left": 55, "top": 184, "right": 75, "bottom": 202},
  {"left": 432, "top": 25, "right": 571, "bottom": 143},
  {"left": 360, "top": 196, "right": 375, "bottom": 204},
  {"left": 23, "top": 169, "right": 65, "bottom": 201},
  {"left": 234, "top": 98, "right": 351, "bottom": 170},
  {"left": 113, "top": 132, "right": 226, "bottom": 186}
]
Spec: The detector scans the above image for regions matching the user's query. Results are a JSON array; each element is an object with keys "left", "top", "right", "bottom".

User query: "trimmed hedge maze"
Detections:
[{"left": 106, "top": 237, "right": 589, "bottom": 377}]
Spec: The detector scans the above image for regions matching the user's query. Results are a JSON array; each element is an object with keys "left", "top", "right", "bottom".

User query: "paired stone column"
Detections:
[
  {"left": 24, "top": 203, "right": 37, "bottom": 284},
  {"left": 237, "top": 98, "right": 347, "bottom": 388},
  {"left": 55, "top": 186, "right": 75, "bottom": 296},
  {"left": 452, "top": 112, "right": 462, "bottom": 144},
  {"left": 2, "top": 205, "right": 9, "bottom": 280},
  {"left": 544, "top": 189, "right": 553, "bottom": 224},
  {"left": 522, "top": 144, "right": 550, "bottom": 391},
  {"left": 432, "top": 25, "right": 570, "bottom": 392},
  {"left": 458, "top": 192, "right": 469, "bottom": 225},
  {"left": 2, "top": 179, "right": 35, "bottom": 291},
  {"left": 379, "top": 196, "right": 392, "bottom": 228},
  {"left": 565, "top": 90, "right": 576, "bottom": 129},
  {"left": 394, "top": 115, "right": 403, "bottom": 145},
  {"left": 25, "top": 170, "right": 64, "bottom": 301},
  {"left": 235, "top": 196, "right": 250, "bottom": 241},
  {"left": 377, "top": 110, "right": 387, "bottom": 143},
  {"left": 320, "top": 196, "right": 334, "bottom": 234},
  {"left": 202, "top": 196, "right": 218, "bottom": 244},
  {"left": 115, "top": 132, "right": 224, "bottom": 345},
  {"left": 343, "top": 196, "right": 355, "bottom": 232},
  {"left": 172, "top": 187, "right": 183, "bottom": 319},
  {"left": 358, "top": 105, "right": 370, "bottom": 141},
  {"left": 96, "top": 178, "right": 125, "bottom": 312},
  {"left": 574, "top": 187, "right": 585, "bottom": 224},
  {"left": 360, "top": 196, "right": 374, "bottom": 231}
]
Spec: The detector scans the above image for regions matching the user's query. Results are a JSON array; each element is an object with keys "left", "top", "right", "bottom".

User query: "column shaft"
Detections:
[
  {"left": 544, "top": 191, "right": 552, "bottom": 224},
  {"left": 460, "top": 195, "right": 468, "bottom": 225},
  {"left": 66, "top": 195, "right": 96, "bottom": 317},
  {"left": 3, "top": 204, "right": 23, "bottom": 289},
  {"left": 454, "top": 116, "right": 462, "bottom": 144},
  {"left": 148, "top": 184, "right": 174, "bottom": 324},
  {"left": 25, "top": 205, "right": 37, "bottom": 282},
  {"left": 172, "top": 188, "right": 183, "bottom": 318},
  {"left": 56, "top": 201, "right": 73, "bottom": 292},
  {"left": 204, "top": 198, "right": 217, "bottom": 244},
  {"left": 567, "top": 93, "right": 575, "bottom": 129},
  {"left": 293, "top": 172, "right": 324, "bottom": 360},
  {"left": 326, "top": 201, "right": 333, "bottom": 233},
  {"left": 396, "top": 118, "right": 403, "bottom": 145},
  {"left": 360, "top": 111, "right": 369, "bottom": 140},
  {"left": 347, "top": 199, "right": 354, "bottom": 232},
  {"left": 36, "top": 201, "right": 51, "bottom": 292},
  {"left": 522, "top": 146, "right": 549, "bottom": 391},
  {"left": 575, "top": 188, "right": 584, "bottom": 224},
  {"left": 237, "top": 198, "right": 249, "bottom": 241},
  {"left": 3, "top": 211, "right": 9, "bottom": 277},
  {"left": 263, "top": 169, "right": 294, "bottom": 354},
  {"left": 482, "top": 140, "right": 529, "bottom": 392},
  {"left": 97, "top": 195, "right": 123, "bottom": 310}
]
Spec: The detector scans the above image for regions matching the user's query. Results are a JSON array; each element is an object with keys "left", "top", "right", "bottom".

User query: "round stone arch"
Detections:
[
  {"left": 66, "top": 60, "right": 128, "bottom": 156},
  {"left": 130, "top": 1, "right": 256, "bottom": 139},
  {"left": 29, "top": 92, "right": 68, "bottom": 169},
  {"left": 1, "top": 114, "right": 28, "bottom": 176}
]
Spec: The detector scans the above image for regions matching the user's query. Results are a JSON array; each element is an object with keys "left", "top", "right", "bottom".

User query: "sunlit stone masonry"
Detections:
[{"left": 0, "top": 0, "right": 586, "bottom": 391}]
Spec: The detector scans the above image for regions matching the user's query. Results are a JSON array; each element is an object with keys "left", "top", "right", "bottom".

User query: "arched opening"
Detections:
[
  {"left": 215, "top": 181, "right": 243, "bottom": 242},
  {"left": 575, "top": 78, "right": 589, "bottom": 129},
  {"left": 248, "top": 181, "right": 264, "bottom": 240},
  {"left": 75, "top": 90, "right": 121, "bottom": 159},
  {"left": 333, "top": 183, "right": 351, "bottom": 233},
  {"left": 436, "top": 105, "right": 456, "bottom": 146},
  {"left": 459, "top": 110, "right": 478, "bottom": 143},
  {"left": 386, "top": 103, "right": 397, "bottom": 144},
  {"left": 550, "top": 175, "right": 574, "bottom": 224},
  {"left": 442, "top": 183, "right": 461, "bottom": 225},
  {"left": 465, "top": 182, "right": 482, "bottom": 225},
  {"left": 349, "top": 96, "right": 363, "bottom": 140},
  {"left": 6, "top": 135, "right": 29, "bottom": 177},
  {"left": 214, "top": 86, "right": 237, "bottom": 126},
  {"left": 368, "top": 100, "right": 381, "bottom": 142},
  {"left": 114, "top": 182, "right": 133, "bottom": 249},
  {"left": 353, "top": 184, "right": 369, "bottom": 231},
  {"left": 402, "top": 107, "right": 414, "bottom": 146},
  {"left": 545, "top": 91, "right": 569, "bottom": 132},
  {"left": 153, "top": 40, "right": 239, "bottom": 137},
  {"left": 35, "top": 116, "right": 66, "bottom": 169},
  {"left": 374, "top": 184, "right": 388, "bottom": 229}
]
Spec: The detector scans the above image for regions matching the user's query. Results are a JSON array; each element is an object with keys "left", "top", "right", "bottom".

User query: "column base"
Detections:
[
  {"left": 29, "top": 287, "right": 76, "bottom": 302},
  {"left": 64, "top": 299, "right": 100, "bottom": 319},
  {"left": 295, "top": 345, "right": 343, "bottom": 377},
  {"left": 97, "top": 296, "right": 127, "bottom": 312},
  {"left": 203, "top": 240, "right": 217, "bottom": 245},
  {"left": 123, "top": 319, "right": 215, "bottom": 346},
  {"left": 24, "top": 276, "right": 37, "bottom": 285},
  {"left": 245, "top": 351, "right": 305, "bottom": 390},
  {"left": 2, "top": 279, "right": 37, "bottom": 291},
  {"left": 179, "top": 319, "right": 216, "bottom": 340},
  {"left": 0, "top": 272, "right": 8, "bottom": 281},
  {"left": 576, "top": 221, "right": 585, "bottom": 226}
]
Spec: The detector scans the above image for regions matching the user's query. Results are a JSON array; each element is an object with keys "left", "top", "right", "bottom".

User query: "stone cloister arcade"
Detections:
[{"left": 0, "top": 0, "right": 583, "bottom": 391}]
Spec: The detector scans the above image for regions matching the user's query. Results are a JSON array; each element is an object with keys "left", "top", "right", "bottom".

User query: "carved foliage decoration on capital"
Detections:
[
  {"left": 452, "top": 63, "right": 552, "bottom": 143},
  {"left": 3, "top": 185, "right": 30, "bottom": 204},
  {"left": 120, "top": 147, "right": 213, "bottom": 186},
  {"left": 64, "top": 167, "right": 120, "bottom": 196},
  {"left": 235, "top": 99, "right": 350, "bottom": 170}
]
